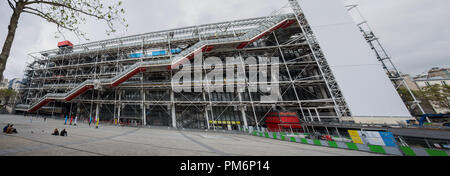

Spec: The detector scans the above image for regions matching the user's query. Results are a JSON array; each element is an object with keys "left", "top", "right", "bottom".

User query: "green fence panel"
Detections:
[
  {"left": 281, "top": 135, "right": 285, "bottom": 141},
  {"left": 259, "top": 132, "right": 263, "bottom": 137},
  {"left": 290, "top": 137, "right": 296, "bottom": 142},
  {"left": 346, "top": 143, "right": 358, "bottom": 150},
  {"left": 400, "top": 146, "right": 416, "bottom": 156},
  {"left": 301, "top": 138, "right": 308, "bottom": 144},
  {"left": 272, "top": 133, "right": 278, "bottom": 139},
  {"left": 426, "top": 149, "right": 448, "bottom": 156},
  {"left": 294, "top": 132, "right": 299, "bottom": 135},
  {"left": 280, "top": 132, "right": 286, "bottom": 136},
  {"left": 265, "top": 132, "right": 269, "bottom": 138},
  {"left": 313, "top": 140, "right": 322, "bottom": 146},
  {"left": 368, "top": 145, "right": 386, "bottom": 154},
  {"left": 328, "top": 141, "right": 338, "bottom": 148}
]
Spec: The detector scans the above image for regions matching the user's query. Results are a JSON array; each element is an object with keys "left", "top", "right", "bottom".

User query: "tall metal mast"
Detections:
[{"left": 346, "top": 5, "right": 425, "bottom": 115}]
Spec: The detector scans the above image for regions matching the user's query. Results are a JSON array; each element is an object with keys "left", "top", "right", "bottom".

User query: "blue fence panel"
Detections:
[{"left": 379, "top": 132, "right": 397, "bottom": 147}]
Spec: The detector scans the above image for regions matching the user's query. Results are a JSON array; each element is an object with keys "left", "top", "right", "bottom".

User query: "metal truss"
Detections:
[{"left": 16, "top": 0, "right": 351, "bottom": 129}]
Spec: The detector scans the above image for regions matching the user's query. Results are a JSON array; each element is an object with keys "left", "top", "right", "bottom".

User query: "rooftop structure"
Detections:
[{"left": 415, "top": 67, "right": 450, "bottom": 80}]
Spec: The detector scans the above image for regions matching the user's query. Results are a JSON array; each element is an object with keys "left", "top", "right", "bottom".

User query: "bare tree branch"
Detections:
[
  {"left": 20, "top": 0, "right": 127, "bottom": 39},
  {"left": 7, "top": 0, "right": 16, "bottom": 10},
  {"left": 22, "top": 9, "right": 76, "bottom": 31},
  {"left": 0, "top": 0, "right": 127, "bottom": 79},
  {"left": 25, "top": 0, "right": 105, "bottom": 19}
]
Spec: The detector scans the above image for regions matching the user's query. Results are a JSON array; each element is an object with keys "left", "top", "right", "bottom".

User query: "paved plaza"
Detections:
[{"left": 0, "top": 114, "right": 381, "bottom": 156}]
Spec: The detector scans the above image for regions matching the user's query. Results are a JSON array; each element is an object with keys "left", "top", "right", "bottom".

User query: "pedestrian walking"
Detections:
[
  {"left": 74, "top": 116, "right": 78, "bottom": 126},
  {"left": 64, "top": 115, "right": 68, "bottom": 125},
  {"left": 95, "top": 116, "right": 99, "bottom": 129},
  {"left": 69, "top": 115, "right": 73, "bottom": 125},
  {"left": 89, "top": 116, "right": 92, "bottom": 126}
]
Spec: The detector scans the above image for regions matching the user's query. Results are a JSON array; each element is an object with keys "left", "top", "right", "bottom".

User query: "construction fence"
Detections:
[{"left": 239, "top": 127, "right": 449, "bottom": 156}]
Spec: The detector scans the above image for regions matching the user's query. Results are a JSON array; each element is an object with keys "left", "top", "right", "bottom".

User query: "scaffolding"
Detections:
[{"left": 16, "top": 0, "right": 358, "bottom": 130}]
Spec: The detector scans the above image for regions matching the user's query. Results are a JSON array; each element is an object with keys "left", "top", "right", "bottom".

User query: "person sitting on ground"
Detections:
[
  {"left": 10, "top": 124, "right": 17, "bottom": 133},
  {"left": 5, "top": 125, "right": 12, "bottom": 134},
  {"left": 6, "top": 124, "right": 17, "bottom": 134},
  {"left": 51, "top": 128, "right": 59, "bottom": 136},
  {"left": 60, "top": 129, "right": 67, "bottom": 136},
  {"left": 3, "top": 124, "right": 10, "bottom": 133}
]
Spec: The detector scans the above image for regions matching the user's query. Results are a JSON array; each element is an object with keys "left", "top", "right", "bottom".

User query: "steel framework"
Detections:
[{"left": 15, "top": 0, "right": 380, "bottom": 130}]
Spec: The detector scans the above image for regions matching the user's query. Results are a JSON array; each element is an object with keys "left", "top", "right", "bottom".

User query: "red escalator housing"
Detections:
[
  {"left": 236, "top": 19, "right": 291, "bottom": 49},
  {"left": 65, "top": 85, "right": 94, "bottom": 101},
  {"left": 236, "top": 42, "right": 249, "bottom": 49},
  {"left": 110, "top": 67, "right": 147, "bottom": 88},
  {"left": 202, "top": 45, "right": 215, "bottom": 52},
  {"left": 281, "top": 20, "right": 296, "bottom": 29},
  {"left": 169, "top": 45, "right": 214, "bottom": 70},
  {"left": 28, "top": 99, "right": 53, "bottom": 112}
]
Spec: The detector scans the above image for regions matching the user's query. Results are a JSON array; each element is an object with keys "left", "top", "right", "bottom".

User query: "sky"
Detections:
[{"left": 0, "top": 0, "right": 449, "bottom": 80}]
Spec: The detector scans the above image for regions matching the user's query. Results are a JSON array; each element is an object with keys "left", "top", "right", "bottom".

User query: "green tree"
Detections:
[
  {"left": 397, "top": 87, "right": 428, "bottom": 115},
  {"left": 1, "top": 0, "right": 128, "bottom": 79},
  {"left": 397, "top": 87, "right": 415, "bottom": 102},
  {"left": 0, "top": 89, "right": 17, "bottom": 105},
  {"left": 420, "top": 84, "right": 450, "bottom": 110}
]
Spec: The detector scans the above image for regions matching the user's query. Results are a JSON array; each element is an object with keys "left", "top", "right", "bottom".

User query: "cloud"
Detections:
[
  {"left": 345, "top": 0, "right": 450, "bottom": 75},
  {"left": 0, "top": 0, "right": 449, "bottom": 80}
]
